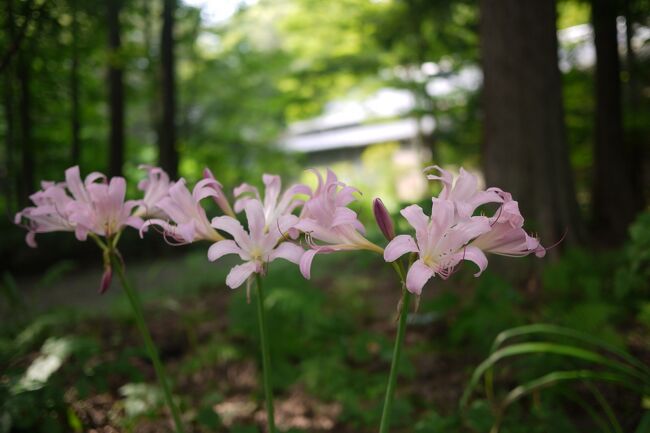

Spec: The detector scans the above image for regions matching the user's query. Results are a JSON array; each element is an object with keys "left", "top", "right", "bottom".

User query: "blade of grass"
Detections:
[
  {"left": 491, "top": 324, "right": 650, "bottom": 376},
  {"left": 502, "top": 370, "right": 645, "bottom": 408},
  {"left": 461, "top": 343, "right": 649, "bottom": 407}
]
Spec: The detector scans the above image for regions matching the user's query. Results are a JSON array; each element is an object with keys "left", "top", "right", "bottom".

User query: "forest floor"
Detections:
[{"left": 4, "top": 247, "right": 648, "bottom": 433}]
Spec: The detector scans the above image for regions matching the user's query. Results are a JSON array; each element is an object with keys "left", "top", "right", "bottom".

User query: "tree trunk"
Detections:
[
  {"left": 479, "top": 0, "right": 583, "bottom": 247},
  {"left": 143, "top": 0, "right": 159, "bottom": 143},
  {"left": 3, "top": 0, "right": 16, "bottom": 210},
  {"left": 591, "top": 0, "right": 642, "bottom": 244},
  {"left": 70, "top": 0, "right": 81, "bottom": 165},
  {"left": 17, "top": 39, "right": 33, "bottom": 206},
  {"left": 107, "top": 0, "right": 124, "bottom": 177},
  {"left": 159, "top": 0, "right": 178, "bottom": 179}
]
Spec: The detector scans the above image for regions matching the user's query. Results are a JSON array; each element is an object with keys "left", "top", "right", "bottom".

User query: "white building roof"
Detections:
[{"left": 282, "top": 117, "right": 435, "bottom": 153}]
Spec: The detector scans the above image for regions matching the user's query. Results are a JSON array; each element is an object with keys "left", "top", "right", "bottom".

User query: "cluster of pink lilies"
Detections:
[
  {"left": 15, "top": 163, "right": 544, "bottom": 433},
  {"left": 15, "top": 164, "right": 544, "bottom": 293}
]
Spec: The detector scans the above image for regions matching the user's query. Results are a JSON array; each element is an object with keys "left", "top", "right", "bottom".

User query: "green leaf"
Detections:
[
  {"left": 461, "top": 342, "right": 650, "bottom": 407},
  {"left": 491, "top": 324, "right": 650, "bottom": 376}
]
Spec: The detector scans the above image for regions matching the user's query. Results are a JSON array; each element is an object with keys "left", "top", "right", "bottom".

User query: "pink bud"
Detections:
[
  {"left": 373, "top": 198, "right": 395, "bottom": 241},
  {"left": 99, "top": 266, "right": 112, "bottom": 295}
]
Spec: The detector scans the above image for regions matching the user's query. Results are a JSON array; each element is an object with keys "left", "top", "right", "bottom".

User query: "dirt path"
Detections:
[{"left": 8, "top": 252, "right": 229, "bottom": 314}]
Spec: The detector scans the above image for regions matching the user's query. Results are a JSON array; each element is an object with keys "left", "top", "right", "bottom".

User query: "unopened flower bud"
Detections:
[
  {"left": 99, "top": 266, "right": 112, "bottom": 295},
  {"left": 373, "top": 198, "right": 395, "bottom": 241}
]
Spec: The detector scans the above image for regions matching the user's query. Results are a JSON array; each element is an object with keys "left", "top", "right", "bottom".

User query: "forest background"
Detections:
[{"left": 1, "top": 0, "right": 650, "bottom": 432}]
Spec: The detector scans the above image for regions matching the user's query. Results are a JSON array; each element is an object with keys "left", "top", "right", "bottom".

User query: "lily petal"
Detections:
[
  {"left": 269, "top": 242, "right": 304, "bottom": 264},
  {"left": 384, "top": 234, "right": 418, "bottom": 262},
  {"left": 225, "top": 261, "right": 257, "bottom": 289},
  {"left": 405, "top": 259, "right": 434, "bottom": 295},
  {"left": 208, "top": 239, "right": 244, "bottom": 262}
]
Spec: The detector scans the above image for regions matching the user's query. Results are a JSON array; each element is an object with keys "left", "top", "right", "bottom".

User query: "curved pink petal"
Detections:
[
  {"left": 262, "top": 174, "right": 281, "bottom": 211},
  {"left": 74, "top": 225, "right": 88, "bottom": 241},
  {"left": 208, "top": 239, "right": 244, "bottom": 261},
  {"left": 456, "top": 245, "right": 488, "bottom": 277},
  {"left": 244, "top": 199, "right": 266, "bottom": 242},
  {"left": 125, "top": 216, "right": 144, "bottom": 230},
  {"left": 299, "top": 249, "right": 319, "bottom": 279},
  {"left": 107, "top": 177, "right": 127, "bottom": 218},
  {"left": 405, "top": 259, "right": 434, "bottom": 295},
  {"left": 287, "top": 183, "right": 312, "bottom": 197},
  {"left": 400, "top": 204, "right": 428, "bottom": 236},
  {"left": 438, "top": 216, "right": 491, "bottom": 253},
  {"left": 65, "top": 166, "right": 89, "bottom": 202},
  {"left": 269, "top": 214, "right": 299, "bottom": 244},
  {"left": 384, "top": 234, "right": 418, "bottom": 262},
  {"left": 26, "top": 232, "right": 37, "bottom": 248},
  {"left": 424, "top": 165, "right": 453, "bottom": 192},
  {"left": 177, "top": 221, "right": 197, "bottom": 243},
  {"left": 225, "top": 261, "right": 257, "bottom": 289},
  {"left": 233, "top": 183, "right": 260, "bottom": 213},
  {"left": 452, "top": 168, "right": 479, "bottom": 200},
  {"left": 84, "top": 172, "right": 106, "bottom": 186},
  {"left": 193, "top": 178, "right": 223, "bottom": 202},
  {"left": 211, "top": 216, "right": 251, "bottom": 250},
  {"left": 335, "top": 186, "right": 359, "bottom": 207},
  {"left": 332, "top": 207, "right": 359, "bottom": 227},
  {"left": 269, "top": 242, "right": 304, "bottom": 264}
]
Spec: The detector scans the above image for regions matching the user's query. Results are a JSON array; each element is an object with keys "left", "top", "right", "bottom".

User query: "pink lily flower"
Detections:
[
  {"left": 15, "top": 166, "right": 142, "bottom": 246},
  {"left": 294, "top": 169, "right": 383, "bottom": 279},
  {"left": 233, "top": 173, "right": 310, "bottom": 234},
  {"left": 66, "top": 174, "right": 143, "bottom": 240},
  {"left": 136, "top": 165, "right": 172, "bottom": 218},
  {"left": 425, "top": 165, "right": 502, "bottom": 218},
  {"left": 470, "top": 191, "right": 546, "bottom": 258},
  {"left": 14, "top": 181, "right": 76, "bottom": 247},
  {"left": 140, "top": 178, "right": 225, "bottom": 244},
  {"left": 384, "top": 199, "right": 492, "bottom": 295},
  {"left": 208, "top": 199, "right": 304, "bottom": 288}
]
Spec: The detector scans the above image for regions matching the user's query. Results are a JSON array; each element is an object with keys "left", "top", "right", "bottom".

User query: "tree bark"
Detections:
[
  {"left": 591, "top": 0, "right": 642, "bottom": 244},
  {"left": 3, "top": 0, "right": 16, "bottom": 210},
  {"left": 70, "top": 0, "right": 81, "bottom": 165},
  {"left": 479, "top": 0, "right": 583, "bottom": 247},
  {"left": 159, "top": 0, "right": 178, "bottom": 179},
  {"left": 17, "top": 37, "right": 33, "bottom": 206},
  {"left": 107, "top": 0, "right": 124, "bottom": 177},
  {"left": 143, "top": 0, "right": 159, "bottom": 143}
]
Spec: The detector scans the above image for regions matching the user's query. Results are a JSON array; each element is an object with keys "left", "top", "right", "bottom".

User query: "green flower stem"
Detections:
[
  {"left": 379, "top": 263, "right": 411, "bottom": 433},
  {"left": 112, "top": 255, "right": 185, "bottom": 433},
  {"left": 255, "top": 274, "right": 276, "bottom": 433}
]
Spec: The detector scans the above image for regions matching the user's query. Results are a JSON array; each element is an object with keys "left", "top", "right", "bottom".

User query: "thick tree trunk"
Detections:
[
  {"left": 17, "top": 43, "right": 33, "bottom": 206},
  {"left": 479, "top": 0, "right": 583, "bottom": 246},
  {"left": 159, "top": 0, "right": 178, "bottom": 179},
  {"left": 70, "top": 0, "right": 81, "bottom": 165},
  {"left": 591, "top": 0, "right": 642, "bottom": 244},
  {"left": 3, "top": 0, "right": 16, "bottom": 210},
  {"left": 107, "top": 0, "right": 124, "bottom": 177}
]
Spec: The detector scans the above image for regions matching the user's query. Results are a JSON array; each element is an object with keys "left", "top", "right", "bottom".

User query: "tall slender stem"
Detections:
[
  {"left": 112, "top": 255, "right": 185, "bottom": 433},
  {"left": 378, "top": 265, "right": 411, "bottom": 433},
  {"left": 255, "top": 274, "right": 276, "bottom": 433}
]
